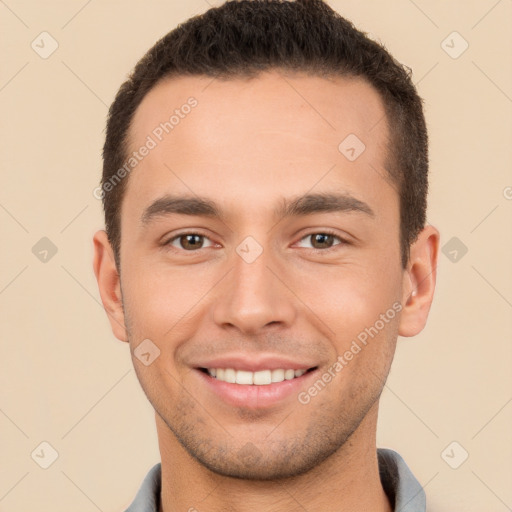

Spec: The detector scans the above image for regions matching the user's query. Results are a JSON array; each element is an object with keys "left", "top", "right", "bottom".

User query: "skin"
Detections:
[{"left": 93, "top": 69, "right": 439, "bottom": 512}]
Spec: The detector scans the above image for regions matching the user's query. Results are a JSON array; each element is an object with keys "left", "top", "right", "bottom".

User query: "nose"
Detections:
[{"left": 212, "top": 243, "right": 296, "bottom": 335}]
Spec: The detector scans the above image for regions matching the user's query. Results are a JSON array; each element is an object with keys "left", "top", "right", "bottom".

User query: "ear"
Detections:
[
  {"left": 92, "top": 230, "right": 128, "bottom": 342},
  {"left": 398, "top": 224, "right": 440, "bottom": 337}
]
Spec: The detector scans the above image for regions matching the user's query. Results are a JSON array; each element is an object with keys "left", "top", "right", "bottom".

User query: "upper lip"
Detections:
[{"left": 194, "top": 354, "right": 318, "bottom": 372}]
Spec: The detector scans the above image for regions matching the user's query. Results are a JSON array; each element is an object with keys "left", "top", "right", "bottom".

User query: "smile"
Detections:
[
  {"left": 200, "top": 367, "right": 316, "bottom": 385},
  {"left": 195, "top": 365, "right": 320, "bottom": 409}
]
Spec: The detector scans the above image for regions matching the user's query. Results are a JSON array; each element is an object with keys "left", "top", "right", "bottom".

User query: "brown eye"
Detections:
[
  {"left": 310, "top": 233, "right": 336, "bottom": 249},
  {"left": 296, "top": 231, "right": 348, "bottom": 251},
  {"left": 179, "top": 234, "right": 204, "bottom": 250},
  {"left": 166, "top": 233, "right": 214, "bottom": 251}
]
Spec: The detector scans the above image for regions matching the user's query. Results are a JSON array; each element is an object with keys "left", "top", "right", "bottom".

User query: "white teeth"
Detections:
[
  {"left": 206, "top": 367, "right": 310, "bottom": 385},
  {"left": 254, "top": 370, "right": 271, "bottom": 385},
  {"left": 224, "top": 368, "right": 236, "bottom": 383},
  {"left": 284, "top": 369, "right": 295, "bottom": 380},
  {"left": 271, "top": 369, "right": 285, "bottom": 382},
  {"left": 236, "top": 370, "right": 253, "bottom": 385}
]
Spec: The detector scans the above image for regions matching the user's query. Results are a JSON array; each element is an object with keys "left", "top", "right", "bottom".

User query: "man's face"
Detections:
[{"left": 116, "top": 71, "right": 407, "bottom": 479}]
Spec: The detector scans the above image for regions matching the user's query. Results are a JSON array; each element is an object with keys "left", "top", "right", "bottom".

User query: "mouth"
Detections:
[
  {"left": 194, "top": 365, "right": 319, "bottom": 409},
  {"left": 197, "top": 366, "right": 318, "bottom": 385}
]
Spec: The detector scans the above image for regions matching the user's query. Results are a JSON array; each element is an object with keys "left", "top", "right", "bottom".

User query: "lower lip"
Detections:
[{"left": 194, "top": 368, "right": 318, "bottom": 409}]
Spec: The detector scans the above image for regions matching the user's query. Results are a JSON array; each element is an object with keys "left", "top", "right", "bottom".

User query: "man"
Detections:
[{"left": 93, "top": 0, "right": 439, "bottom": 510}]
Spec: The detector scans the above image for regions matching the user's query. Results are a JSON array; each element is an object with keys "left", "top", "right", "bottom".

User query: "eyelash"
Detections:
[{"left": 163, "top": 229, "right": 350, "bottom": 253}]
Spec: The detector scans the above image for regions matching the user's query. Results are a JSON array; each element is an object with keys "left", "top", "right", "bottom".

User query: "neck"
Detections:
[{"left": 156, "top": 402, "right": 392, "bottom": 512}]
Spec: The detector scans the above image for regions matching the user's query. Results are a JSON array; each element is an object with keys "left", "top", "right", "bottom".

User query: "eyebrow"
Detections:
[{"left": 140, "top": 192, "right": 375, "bottom": 226}]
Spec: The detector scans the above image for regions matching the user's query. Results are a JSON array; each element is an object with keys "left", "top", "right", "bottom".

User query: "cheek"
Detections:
[
  {"left": 294, "top": 260, "right": 402, "bottom": 333},
  {"left": 121, "top": 260, "right": 217, "bottom": 339},
  {"left": 290, "top": 260, "right": 402, "bottom": 384}
]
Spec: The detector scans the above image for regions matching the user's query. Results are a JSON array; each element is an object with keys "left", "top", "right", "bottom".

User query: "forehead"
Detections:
[
  {"left": 123, "top": 70, "right": 393, "bottom": 223},
  {"left": 129, "top": 70, "right": 388, "bottom": 151}
]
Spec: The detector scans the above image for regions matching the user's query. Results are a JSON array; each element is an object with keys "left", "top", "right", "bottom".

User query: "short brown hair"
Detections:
[{"left": 101, "top": 0, "right": 429, "bottom": 270}]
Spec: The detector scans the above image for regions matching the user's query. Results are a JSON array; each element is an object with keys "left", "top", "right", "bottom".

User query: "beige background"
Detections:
[{"left": 0, "top": 0, "right": 511, "bottom": 510}]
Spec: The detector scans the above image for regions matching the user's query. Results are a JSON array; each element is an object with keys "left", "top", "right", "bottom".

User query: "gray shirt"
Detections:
[{"left": 125, "top": 448, "right": 425, "bottom": 511}]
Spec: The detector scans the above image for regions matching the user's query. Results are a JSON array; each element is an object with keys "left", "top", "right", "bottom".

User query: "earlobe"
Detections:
[
  {"left": 92, "top": 230, "right": 128, "bottom": 342},
  {"left": 398, "top": 224, "right": 440, "bottom": 337}
]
